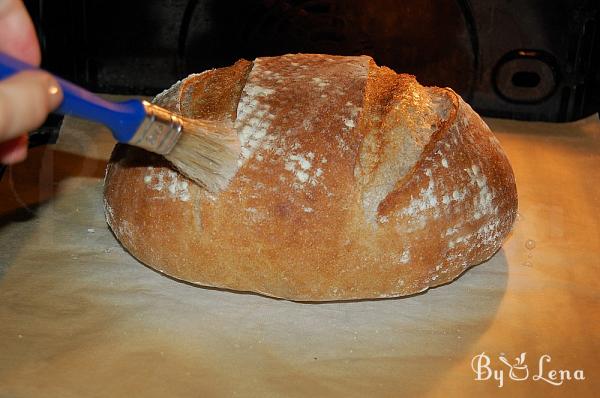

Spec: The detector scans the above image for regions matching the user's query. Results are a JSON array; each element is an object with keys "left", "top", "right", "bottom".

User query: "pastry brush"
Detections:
[{"left": 0, "top": 52, "right": 240, "bottom": 192}]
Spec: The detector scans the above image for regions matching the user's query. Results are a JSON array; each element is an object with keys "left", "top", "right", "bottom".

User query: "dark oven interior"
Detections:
[{"left": 25, "top": 0, "right": 599, "bottom": 122}]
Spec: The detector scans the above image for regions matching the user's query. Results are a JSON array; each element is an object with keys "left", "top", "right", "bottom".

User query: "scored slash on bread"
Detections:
[{"left": 103, "top": 54, "right": 517, "bottom": 301}]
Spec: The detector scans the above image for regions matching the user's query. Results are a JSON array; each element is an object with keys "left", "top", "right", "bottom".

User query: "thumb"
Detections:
[
  {"left": 0, "top": 70, "right": 63, "bottom": 142},
  {"left": 0, "top": 70, "right": 63, "bottom": 164}
]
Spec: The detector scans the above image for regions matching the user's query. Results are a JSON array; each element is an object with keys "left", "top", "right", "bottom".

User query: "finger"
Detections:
[
  {"left": 0, "top": 0, "right": 41, "bottom": 65},
  {"left": 0, "top": 133, "right": 27, "bottom": 164},
  {"left": 0, "top": 70, "right": 63, "bottom": 142}
]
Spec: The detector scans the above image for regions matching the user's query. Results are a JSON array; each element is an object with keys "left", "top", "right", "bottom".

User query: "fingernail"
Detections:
[{"left": 47, "top": 80, "right": 63, "bottom": 109}]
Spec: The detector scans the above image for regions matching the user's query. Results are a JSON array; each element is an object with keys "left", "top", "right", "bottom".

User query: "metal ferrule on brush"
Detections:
[{"left": 129, "top": 101, "right": 183, "bottom": 155}]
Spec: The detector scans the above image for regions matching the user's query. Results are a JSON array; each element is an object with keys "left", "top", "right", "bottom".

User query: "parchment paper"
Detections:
[{"left": 0, "top": 112, "right": 598, "bottom": 397}]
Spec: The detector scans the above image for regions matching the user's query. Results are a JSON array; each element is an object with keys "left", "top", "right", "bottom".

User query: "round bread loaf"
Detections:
[{"left": 103, "top": 54, "right": 517, "bottom": 301}]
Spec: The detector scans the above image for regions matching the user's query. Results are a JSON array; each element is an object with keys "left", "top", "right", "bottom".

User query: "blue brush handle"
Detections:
[{"left": 0, "top": 52, "right": 146, "bottom": 142}]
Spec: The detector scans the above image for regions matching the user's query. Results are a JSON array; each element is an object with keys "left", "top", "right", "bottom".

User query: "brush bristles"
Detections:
[{"left": 164, "top": 118, "right": 240, "bottom": 193}]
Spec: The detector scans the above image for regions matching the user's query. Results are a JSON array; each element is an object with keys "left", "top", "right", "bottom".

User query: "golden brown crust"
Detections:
[
  {"left": 179, "top": 59, "right": 252, "bottom": 121},
  {"left": 103, "top": 54, "right": 517, "bottom": 301}
]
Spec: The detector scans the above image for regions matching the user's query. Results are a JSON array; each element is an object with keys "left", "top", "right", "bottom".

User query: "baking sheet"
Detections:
[{"left": 0, "top": 112, "right": 598, "bottom": 397}]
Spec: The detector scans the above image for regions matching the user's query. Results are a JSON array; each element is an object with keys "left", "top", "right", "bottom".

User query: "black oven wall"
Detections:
[{"left": 24, "top": 0, "right": 599, "bottom": 122}]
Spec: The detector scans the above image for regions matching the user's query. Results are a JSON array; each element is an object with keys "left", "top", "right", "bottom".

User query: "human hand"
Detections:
[{"left": 0, "top": 0, "right": 62, "bottom": 164}]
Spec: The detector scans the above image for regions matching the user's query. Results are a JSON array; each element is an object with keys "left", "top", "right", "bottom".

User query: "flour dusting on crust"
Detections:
[{"left": 143, "top": 167, "right": 190, "bottom": 202}]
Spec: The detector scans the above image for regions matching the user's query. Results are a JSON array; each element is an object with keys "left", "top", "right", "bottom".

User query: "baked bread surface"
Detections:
[{"left": 104, "top": 54, "right": 517, "bottom": 301}]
